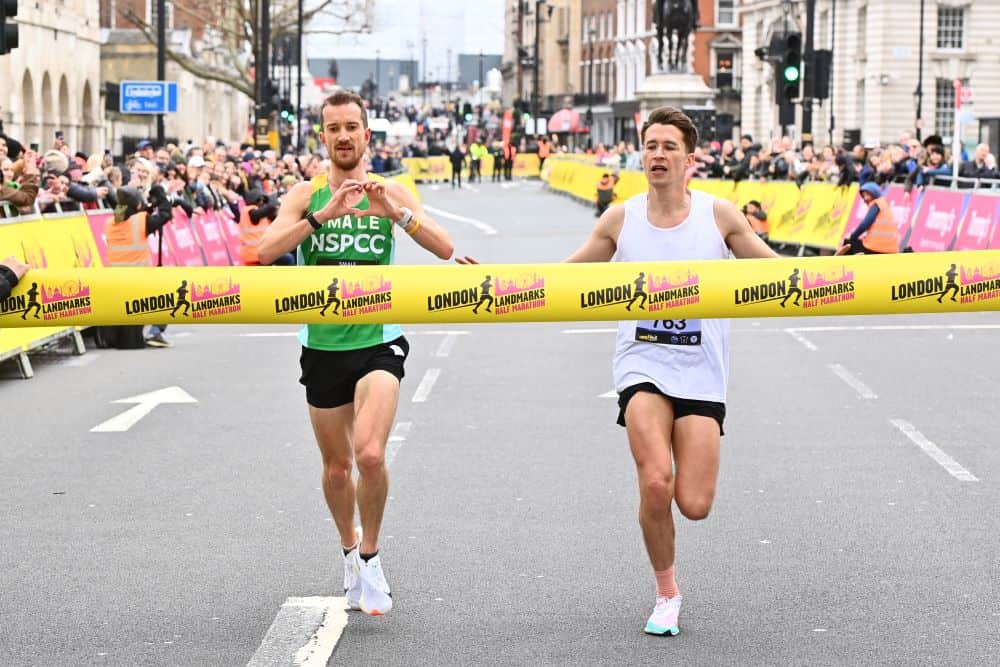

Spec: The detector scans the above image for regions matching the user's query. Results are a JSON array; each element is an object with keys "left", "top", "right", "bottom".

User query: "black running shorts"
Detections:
[
  {"left": 299, "top": 336, "right": 409, "bottom": 409},
  {"left": 617, "top": 382, "right": 725, "bottom": 435}
]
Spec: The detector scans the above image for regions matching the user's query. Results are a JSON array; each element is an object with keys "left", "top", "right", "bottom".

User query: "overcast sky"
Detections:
[{"left": 307, "top": 0, "right": 504, "bottom": 78}]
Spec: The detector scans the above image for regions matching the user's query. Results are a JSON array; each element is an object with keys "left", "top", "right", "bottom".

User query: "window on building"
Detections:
[
  {"left": 936, "top": 6, "right": 965, "bottom": 49},
  {"left": 717, "top": 0, "right": 736, "bottom": 27},
  {"left": 147, "top": 0, "right": 174, "bottom": 29},
  {"left": 936, "top": 77, "right": 969, "bottom": 137},
  {"left": 716, "top": 50, "right": 734, "bottom": 88}
]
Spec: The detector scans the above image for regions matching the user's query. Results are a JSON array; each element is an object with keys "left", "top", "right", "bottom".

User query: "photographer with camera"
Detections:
[
  {"left": 102, "top": 185, "right": 190, "bottom": 348},
  {"left": 238, "top": 189, "right": 293, "bottom": 265}
]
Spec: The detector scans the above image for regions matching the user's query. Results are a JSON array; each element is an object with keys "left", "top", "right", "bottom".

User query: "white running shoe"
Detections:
[
  {"left": 357, "top": 553, "right": 393, "bottom": 616},
  {"left": 343, "top": 548, "right": 362, "bottom": 611},
  {"left": 644, "top": 595, "right": 682, "bottom": 636}
]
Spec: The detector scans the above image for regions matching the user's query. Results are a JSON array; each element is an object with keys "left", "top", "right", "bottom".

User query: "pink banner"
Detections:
[
  {"left": 907, "top": 190, "right": 968, "bottom": 252},
  {"left": 147, "top": 228, "right": 177, "bottom": 266},
  {"left": 953, "top": 194, "right": 1000, "bottom": 251},
  {"left": 191, "top": 212, "right": 233, "bottom": 266},
  {"left": 85, "top": 210, "right": 112, "bottom": 266},
  {"left": 884, "top": 185, "right": 921, "bottom": 243},
  {"left": 990, "top": 201, "right": 1000, "bottom": 249},
  {"left": 841, "top": 193, "right": 869, "bottom": 238},
  {"left": 162, "top": 209, "right": 206, "bottom": 266},
  {"left": 215, "top": 208, "right": 243, "bottom": 264}
]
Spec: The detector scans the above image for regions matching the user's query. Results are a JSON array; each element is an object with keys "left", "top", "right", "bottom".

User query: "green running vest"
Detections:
[{"left": 298, "top": 173, "right": 402, "bottom": 350}]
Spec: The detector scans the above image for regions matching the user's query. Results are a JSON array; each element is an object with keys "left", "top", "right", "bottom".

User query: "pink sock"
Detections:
[{"left": 654, "top": 566, "right": 680, "bottom": 599}]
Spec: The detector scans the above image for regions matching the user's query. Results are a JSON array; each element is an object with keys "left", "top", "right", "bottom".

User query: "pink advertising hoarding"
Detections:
[
  {"left": 191, "top": 211, "right": 233, "bottom": 266},
  {"left": 215, "top": 208, "right": 243, "bottom": 264},
  {"left": 906, "top": 189, "right": 967, "bottom": 252},
  {"left": 162, "top": 209, "right": 206, "bottom": 266},
  {"left": 85, "top": 210, "right": 112, "bottom": 265},
  {"left": 884, "top": 185, "right": 921, "bottom": 244},
  {"left": 952, "top": 194, "right": 1000, "bottom": 251}
]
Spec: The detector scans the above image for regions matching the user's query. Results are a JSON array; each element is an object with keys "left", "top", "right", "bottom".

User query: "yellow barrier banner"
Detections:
[
  {"left": 2, "top": 252, "right": 998, "bottom": 328},
  {"left": 799, "top": 184, "right": 859, "bottom": 249},
  {"left": 0, "top": 214, "right": 104, "bottom": 357}
]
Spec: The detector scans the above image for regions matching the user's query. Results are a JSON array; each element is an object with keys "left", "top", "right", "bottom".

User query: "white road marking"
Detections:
[
  {"left": 422, "top": 204, "right": 498, "bottom": 235},
  {"left": 435, "top": 332, "right": 460, "bottom": 357},
  {"left": 785, "top": 329, "right": 818, "bottom": 351},
  {"left": 461, "top": 184, "right": 480, "bottom": 192},
  {"left": 386, "top": 421, "right": 412, "bottom": 467},
  {"left": 786, "top": 324, "right": 1000, "bottom": 333},
  {"left": 411, "top": 368, "right": 441, "bottom": 403},
  {"left": 91, "top": 386, "right": 198, "bottom": 433},
  {"left": 827, "top": 364, "right": 877, "bottom": 399},
  {"left": 247, "top": 596, "right": 348, "bottom": 667},
  {"left": 241, "top": 332, "right": 297, "bottom": 337},
  {"left": 561, "top": 328, "right": 617, "bottom": 334},
  {"left": 889, "top": 419, "right": 979, "bottom": 482},
  {"left": 599, "top": 390, "right": 617, "bottom": 398}
]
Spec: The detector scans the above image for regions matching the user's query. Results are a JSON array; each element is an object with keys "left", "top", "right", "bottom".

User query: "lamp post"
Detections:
[
  {"left": 587, "top": 28, "right": 596, "bottom": 147},
  {"left": 532, "top": 1, "right": 552, "bottom": 128},
  {"left": 914, "top": 0, "right": 925, "bottom": 140}
]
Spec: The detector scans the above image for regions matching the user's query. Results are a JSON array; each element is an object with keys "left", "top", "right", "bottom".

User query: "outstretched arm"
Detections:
[{"left": 564, "top": 204, "right": 623, "bottom": 262}]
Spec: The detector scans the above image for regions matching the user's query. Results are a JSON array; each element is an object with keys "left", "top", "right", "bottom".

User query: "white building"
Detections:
[
  {"left": 0, "top": 1, "right": 103, "bottom": 153},
  {"left": 739, "top": 0, "right": 1000, "bottom": 151}
]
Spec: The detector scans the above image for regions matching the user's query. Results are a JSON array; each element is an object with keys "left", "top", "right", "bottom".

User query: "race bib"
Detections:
[{"left": 634, "top": 319, "right": 702, "bottom": 346}]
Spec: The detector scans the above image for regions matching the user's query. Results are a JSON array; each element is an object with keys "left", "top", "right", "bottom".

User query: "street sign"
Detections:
[{"left": 119, "top": 80, "right": 178, "bottom": 114}]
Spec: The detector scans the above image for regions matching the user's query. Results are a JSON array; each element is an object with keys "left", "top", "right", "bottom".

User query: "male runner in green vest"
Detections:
[{"left": 259, "top": 90, "right": 454, "bottom": 616}]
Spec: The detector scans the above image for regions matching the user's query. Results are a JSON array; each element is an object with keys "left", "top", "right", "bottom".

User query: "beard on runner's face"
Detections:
[{"left": 330, "top": 140, "right": 361, "bottom": 169}]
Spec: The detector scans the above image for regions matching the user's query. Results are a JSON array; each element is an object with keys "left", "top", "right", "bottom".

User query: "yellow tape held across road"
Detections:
[{"left": 1, "top": 252, "right": 998, "bottom": 327}]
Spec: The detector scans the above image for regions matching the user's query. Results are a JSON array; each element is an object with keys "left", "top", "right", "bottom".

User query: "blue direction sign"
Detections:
[{"left": 119, "top": 80, "right": 178, "bottom": 114}]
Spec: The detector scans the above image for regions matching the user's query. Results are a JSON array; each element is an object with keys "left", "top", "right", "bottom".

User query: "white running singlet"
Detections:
[{"left": 612, "top": 190, "right": 730, "bottom": 402}]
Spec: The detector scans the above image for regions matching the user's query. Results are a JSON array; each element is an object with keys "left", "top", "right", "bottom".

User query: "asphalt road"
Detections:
[{"left": 2, "top": 178, "right": 998, "bottom": 666}]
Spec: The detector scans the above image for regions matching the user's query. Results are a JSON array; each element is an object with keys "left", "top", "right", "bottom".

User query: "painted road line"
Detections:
[
  {"left": 422, "top": 204, "right": 498, "bottom": 235},
  {"left": 91, "top": 386, "right": 198, "bottom": 433},
  {"left": 599, "top": 390, "right": 617, "bottom": 398},
  {"left": 247, "top": 596, "right": 348, "bottom": 667},
  {"left": 561, "top": 328, "right": 617, "bottom": 334},
  {"left": 827, "top": 364, "right": 877, "bottom": 399},
  {"left": 889, "top": 419, "right": 979, "bottom": 482},
  {"left": 435, "top": 332, "right": 461, "bottom": 357},
  {"left": 386, "top": 421, "right": 412, "bottom": 467},
  {"left": 786, "top": 329, "right": 818, "bottom": 351},
  {"left": 786, "top": 324, "right": 1000, "bottom": 332},
  {"left": 411, "top": 368, "right": 441, "bottom": 403}
]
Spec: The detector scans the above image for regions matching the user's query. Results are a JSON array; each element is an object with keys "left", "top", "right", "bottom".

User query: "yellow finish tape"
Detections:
[{"left": 2, "top": 252, "right": 998, "bottom": 327}]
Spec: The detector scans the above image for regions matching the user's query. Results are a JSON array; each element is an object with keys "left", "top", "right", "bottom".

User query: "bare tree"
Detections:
[{"left": 119, "top": 0, "right": 373, "bottom": 99}]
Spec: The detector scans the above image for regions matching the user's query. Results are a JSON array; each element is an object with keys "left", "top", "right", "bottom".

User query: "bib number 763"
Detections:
[{"left": 635, "top": 319, "right": 702, "bottom": 345}]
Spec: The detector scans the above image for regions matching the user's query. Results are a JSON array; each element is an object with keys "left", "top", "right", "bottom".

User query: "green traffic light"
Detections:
[{"left": 784, "top": 65, "right": 801, "bottom": 83}]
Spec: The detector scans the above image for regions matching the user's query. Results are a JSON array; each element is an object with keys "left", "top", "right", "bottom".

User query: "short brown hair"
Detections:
[
  {"left": 321, "top": 90, "right": 368, "bottom": 129},
  {"left": 640, "top": 106, "right": 697, "bottom": 153}
]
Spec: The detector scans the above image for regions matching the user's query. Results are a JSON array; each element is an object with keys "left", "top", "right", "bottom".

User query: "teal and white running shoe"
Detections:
[{"left": 644, "top": 595, "right": 682, "bottom": 636}]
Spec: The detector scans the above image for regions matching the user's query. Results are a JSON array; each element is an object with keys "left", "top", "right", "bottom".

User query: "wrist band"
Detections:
[
  {"left": 306, "top": 212, "right": 322, "bottom": 230},
  {"left": 405, "top": 219, "right": 421, "bottom": 236}
]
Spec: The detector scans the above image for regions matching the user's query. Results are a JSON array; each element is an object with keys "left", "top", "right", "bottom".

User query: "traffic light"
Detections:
[
  {"left": 780, "top": 32, "right": 803, "bottom": 102},
  {"left": 1, "top": 0, "right": 18, "bottom": 56},
  {"left": 279, "top": 98, "right": 295, "bottom": 123}
]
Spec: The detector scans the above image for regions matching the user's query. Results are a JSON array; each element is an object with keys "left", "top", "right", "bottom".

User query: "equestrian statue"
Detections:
[{"left": 654, "top": 0, "right": 700, "bottom": 72}]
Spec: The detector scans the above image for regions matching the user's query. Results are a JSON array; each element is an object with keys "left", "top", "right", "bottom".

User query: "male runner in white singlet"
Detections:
[
  {"left": 563, "top": 106, "right": 778, "bottom": 635},
  {"left": 258, "top": 91, "right": 453, "bottom": 616}
]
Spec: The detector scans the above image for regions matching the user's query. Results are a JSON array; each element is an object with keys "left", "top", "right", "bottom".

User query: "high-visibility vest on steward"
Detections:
[
  {"left": 238, "top": 204, "right": 268, "bottom": 264},
  {"left": 104, "top": 212, "right": 152, "bottom": 267},
  {"left": 861, "top": 196, "right": 899, "bottom": 253}
]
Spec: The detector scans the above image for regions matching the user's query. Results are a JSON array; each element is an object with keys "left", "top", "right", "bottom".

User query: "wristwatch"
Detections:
[
  {"left": 306, "top": 212, "right": 323, "bottom": 230},
  {"left": 394, "top": 206, "right": 415, "bottom": 231}
]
